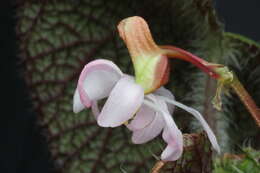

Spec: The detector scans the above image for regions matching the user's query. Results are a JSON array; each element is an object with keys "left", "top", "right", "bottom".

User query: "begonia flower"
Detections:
[
  {"left": 73, "top": 16, "right": 222, "bottom": 162},
  {"left": 73, "top": 59, "right": 220, "bottom": 161}
]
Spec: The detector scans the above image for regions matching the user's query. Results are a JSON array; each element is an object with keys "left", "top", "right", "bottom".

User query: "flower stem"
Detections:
[
  {"left": 230, "top": 77, "right": 260, "bottom": 127},
  {"left": 161, "top": 45, "right": 220, "bottom": 79},
  {"left": 162, "top": 45, "right": 260, "bottom": 127}
]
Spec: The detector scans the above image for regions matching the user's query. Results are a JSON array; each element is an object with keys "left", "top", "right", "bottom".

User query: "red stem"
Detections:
[{"left": 161, "top": 45, "right": 220, "bottom": 79}]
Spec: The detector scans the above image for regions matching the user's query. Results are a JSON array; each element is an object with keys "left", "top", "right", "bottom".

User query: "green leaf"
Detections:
[
  {"left": 16, "top": 0, "right": 260, "bottom": 172},
  {"left": 213, "top": 148, "right": 260, "bottom": 173}
]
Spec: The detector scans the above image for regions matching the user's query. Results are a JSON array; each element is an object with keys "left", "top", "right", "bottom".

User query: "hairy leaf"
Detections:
[{"left": 16, "top": 0, "right": 260, "bottom": 172}]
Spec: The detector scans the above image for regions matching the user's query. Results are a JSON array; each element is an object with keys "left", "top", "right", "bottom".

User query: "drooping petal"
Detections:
[
  {"left": 161, "top": 123, "right": 183, "bottom": 161},
  {"left": 73, "top": 88, "right": 85, "bottom": 113},
  {"left": 127, "top": 103, "right": 156, "bottom": 131},
  {"left": 158, "top": 99, "right": 183, "bottom": 161},
  {"left": 154, "top": 87, "right": 175, "bottom": 114},
  {"left": 143, "top": 97, "right": 183, "bottom": 161},
  {"left": 160, "top": 96, "right": 220, "bottom": 153},
  {"left": 77, "top": 59, "right": 123, "bottom": 108},
  {"left": 161, "top": 138, "right": 183, "bottom": 161},
  {"left": 97, "top": 76, "right": 144, "bottom": 127}
]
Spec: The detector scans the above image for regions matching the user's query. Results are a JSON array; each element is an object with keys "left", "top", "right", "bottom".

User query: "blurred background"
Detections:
[{"left": 1, "top": 0, "right": 259, "bottom": 173}]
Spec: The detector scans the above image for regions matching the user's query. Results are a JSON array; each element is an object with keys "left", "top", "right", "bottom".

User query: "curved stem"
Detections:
[
  {"left": 161, "top": 45, "right": 220, "bottom": 79},
  {"left": 161, "top": 45, "right": 260, "bottom": 127},
  {"left": 231, "top": 77, "right": 260, "bottom": 127}
]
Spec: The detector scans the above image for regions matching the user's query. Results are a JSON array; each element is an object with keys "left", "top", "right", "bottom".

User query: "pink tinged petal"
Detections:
[
  {"left": 158, "top": 99, "right": 183, "bottom": 161},
  {"left": 129, "top": 94, "right": 163, "bottom": 143},
  {"left": 160, "top": 96, "right": 221, "bottom": 153},
  {"left": 143, "top": 96, "right": 183, "bottom": 161},
  {"left": 161, "top": 136, "right": 183, "bottom": 161},
  {"left": 127, "top": 104, "right": 156, "bottom": 131},
  {"left": 161, "top": 125, "right": 183, "bottom": 161},
  {"left": 154, "top": 87, "right": 175, "bottom": 114},
  {"left": 97, "top": 76, "right": 144, "bottom": 127},
  {"left": 91, "top": 101, "right": 100, "bottom": 120},
  {"left": 131, "top": 111, "right": 164, "bottom": 144},
  {"left": 77, "top": 59, "right": 123, "bottom": 107},
  {"left": 73, "top": 88, "right": 85, "bottom": 113}
]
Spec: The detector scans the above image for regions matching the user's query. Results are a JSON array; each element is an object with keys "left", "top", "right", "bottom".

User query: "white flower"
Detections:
[{"left": 73, "top": 59, "right": 220, "bottom": 161}]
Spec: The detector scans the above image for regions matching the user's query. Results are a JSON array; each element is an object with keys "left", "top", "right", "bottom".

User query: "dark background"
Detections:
[{"left": 1, "top": 1, "right": 260, "bottom": 173}]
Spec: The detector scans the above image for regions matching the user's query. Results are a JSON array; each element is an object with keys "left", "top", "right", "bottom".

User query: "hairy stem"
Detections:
[
  {"left": 203, "top": 77, "right": 217, "bottom": 134},
  {"left": 231, "top": 77, "right": 260, "bottom": 127}
]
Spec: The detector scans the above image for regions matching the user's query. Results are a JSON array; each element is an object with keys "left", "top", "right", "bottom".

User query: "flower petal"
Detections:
[
  {"left": 143, "top": 96, "right": 183, "bottom": 161},
  {"left": 131, "top": 112, "right": 164, "bottom": 144},
  {"left": 161, "top": 120, "right": 183, "bottom": 161},
  {"left": 161, "top": 140, "right": 183, "bottom": 161},
  {"left": 97, "top": 76, "right": 144, "bottom": 127},
  {"left": 158, "top": 99, "right": 183, "bottom": 161},
  {"left": 154, "top": 87, "right": 175, "bottom": 114},
  {"left": 130, "top": 95, "right": 165, "bottom": 143},
  {"left": 127, "top": 103, "right": 156, "bottom": 131},
  {"left": 77, "top": 59, "right": 123, "bottom": 107},
  {"left": 160, "top": 96, "right": 220, "bottom": 153},
  {"left": 73, "top": 88, "right": 85, "bottom": 113}
]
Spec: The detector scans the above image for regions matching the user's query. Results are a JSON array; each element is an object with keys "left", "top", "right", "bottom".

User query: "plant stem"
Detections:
[
  {"left": 203, "top": 77, "right": 217, "bottom": 133},
  {"left": 231, "top": 77, "right": 260, "bottom": 127},
  {"left": 161, "top": 45, "right": 220, "bottom": 79},
  {"left": 162, "top": 45, "right": 260, "bottom": 127}
]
